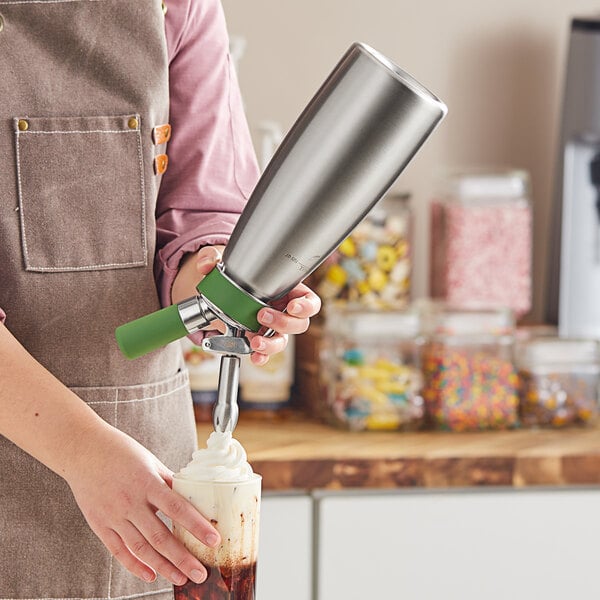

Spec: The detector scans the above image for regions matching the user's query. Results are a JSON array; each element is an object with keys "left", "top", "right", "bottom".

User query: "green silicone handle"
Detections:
[
  {"left": 197, "top": 267, "right": 265, "bottom": 331},
  {"left": 115, "top": 304, "right": 188, "bottom": 360}
]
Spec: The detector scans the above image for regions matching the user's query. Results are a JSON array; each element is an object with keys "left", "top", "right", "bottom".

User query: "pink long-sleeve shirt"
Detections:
[
  {"left": 0, "top": 0, "right": 260, "bottom": 325},
  {"left": 157, "top": 0, "right": 259, "bottom": 306}
]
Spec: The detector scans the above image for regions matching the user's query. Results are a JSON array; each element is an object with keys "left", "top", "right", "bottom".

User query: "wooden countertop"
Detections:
[{"left": 196, "top": 414, "right": 600, "bottom": 491}]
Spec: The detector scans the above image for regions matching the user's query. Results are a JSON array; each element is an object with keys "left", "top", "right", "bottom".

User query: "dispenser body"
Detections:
[{"left": 222, "top": 43, "right": 446, "bottom": 302}]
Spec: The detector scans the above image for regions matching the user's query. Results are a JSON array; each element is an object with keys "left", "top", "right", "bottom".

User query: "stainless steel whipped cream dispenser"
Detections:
[{"left": 116, "top": 42, "right": 446, "bottom": 431}]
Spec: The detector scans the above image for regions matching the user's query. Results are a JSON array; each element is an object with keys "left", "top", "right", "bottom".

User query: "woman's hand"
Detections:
[
  {"left": 66, "top": 423, "right": 220, "bottom": 586},
  {"left": 171, "top": 246, "right": 321, "bottom": 365},
  {"left": 248, "top": 282, "right": 321, "bottom": 365}
]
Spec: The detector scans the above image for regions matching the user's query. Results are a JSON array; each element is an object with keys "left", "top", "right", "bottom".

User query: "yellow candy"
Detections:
[
  {"left": 367, "top": 268, "right": 388, "bottom": 292},
  {"left": 338, "top": 237, "right": 357, "bottom": 257},
  {"left": 326, "top": 263, "right": 347, "bottom": 286},
  {"left": 356, "top": 384, "right": 389, "bottom": 406},
  {"left": 356, "top": 280, "right": 371, "bottom": 295},
  {"left": 376, "top": 381, "right": 407, "bottom": 395},
  {"left": 376, "top": 245, "right": 397, "bottom": 272},
  {"left": 365, "top": 413, "right": 400, "bottom": 430},
  {"left": 357, "top": 366, "right": 389, "bottom": 381}
]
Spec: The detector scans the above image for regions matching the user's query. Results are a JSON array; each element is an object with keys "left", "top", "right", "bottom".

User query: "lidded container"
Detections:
[
  {"left": 181, "top": 338, "right": 220, "bottom": 423},
  {"left": 421, "top": 305, "right": 519, "bottom": 431},
  {"left": 430, "top": 169, "right": 533, "bottom": 318},
  {"left": 318, "top": 303, "right": 424, "bottom": 431},
  {"left": 516, "top": 338, "right": 600, "bottom": 428},
  {"left": 311, "top": 192, "right": 412, "bottom": 310}
]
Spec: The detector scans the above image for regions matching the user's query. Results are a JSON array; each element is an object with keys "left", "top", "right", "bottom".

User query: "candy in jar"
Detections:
[
  {"left": 311, "top": 192, "right": 412, "bottom": 309},
  {"left": 421, "top": 306, "right": 519, "bottom": 431},
  {"left": 319, "top": 304, "right": 425, "bottom": 431},
  {"left": 516, "top": 337, "right": 600, "bottom": 427},
  {"left": 430, "top": 169, "right": 532, "bottom": 318}
]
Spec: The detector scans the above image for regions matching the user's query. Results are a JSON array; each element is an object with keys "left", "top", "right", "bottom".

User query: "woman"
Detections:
[{"left": 0, "top": 0, "right": 320, "bottom": 598}]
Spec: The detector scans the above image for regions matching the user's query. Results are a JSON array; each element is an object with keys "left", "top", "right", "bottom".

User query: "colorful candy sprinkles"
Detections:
[{"left": 422, "top": 343, "right": 519, "bottom": 431}]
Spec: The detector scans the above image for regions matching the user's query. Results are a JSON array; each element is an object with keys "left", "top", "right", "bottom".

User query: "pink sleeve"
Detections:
[{"left": 155, "top": 0, "right": 260, "bottom": 307}]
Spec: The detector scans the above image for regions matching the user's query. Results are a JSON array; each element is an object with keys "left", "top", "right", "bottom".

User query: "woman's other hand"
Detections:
[{"left": 171, "top": 246, "right": 321, "bottom": 364}]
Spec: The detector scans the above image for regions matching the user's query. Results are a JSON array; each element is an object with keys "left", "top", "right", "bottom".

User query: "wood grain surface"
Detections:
[{"left": 195, "top": 414, "right": 600, "bottom": 491}]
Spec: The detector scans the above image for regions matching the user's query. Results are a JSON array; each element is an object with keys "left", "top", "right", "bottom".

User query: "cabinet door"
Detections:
[
  {"left": 317, "top": 489, "right": 600, "bottom": 600},
  {"left": 257, "top": 494, "right": 313, "bottom": 600}
]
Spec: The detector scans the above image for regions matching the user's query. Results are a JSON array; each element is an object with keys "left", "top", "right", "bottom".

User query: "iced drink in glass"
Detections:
[{"left": 172, "top": 432, "right": 261, "bottom": 599}]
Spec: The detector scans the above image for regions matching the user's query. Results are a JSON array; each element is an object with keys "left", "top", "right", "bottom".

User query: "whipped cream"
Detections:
[{"left": 178, "top": 431, "right": 254, "bottom": 482}]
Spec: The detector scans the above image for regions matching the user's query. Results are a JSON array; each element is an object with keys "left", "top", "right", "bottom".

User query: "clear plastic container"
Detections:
[
  {"left": 421, "top": 305, "right": 519, "bottom": 431},
  {"left": 516, "top": 338, "right": 600, "bottom": 428},
  {"left": 239, "top": 337, "right": 294, "bottom": 420},
  {"left": 430, "top": 169, "right": 533, "bottom": 318},
  {"left": 181, "top": 338, "right": 220, "bottom": 423},
  {"left": 311, "top": 192, "right": 412, "bottom": 310},
  {"left": 318, "top": 304, "right": 424, "bottom": 431}
]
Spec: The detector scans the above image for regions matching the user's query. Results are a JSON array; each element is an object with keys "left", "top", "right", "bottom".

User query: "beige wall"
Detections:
[{"left": 221, "top": 0, "right": 600, "bottom": 323}]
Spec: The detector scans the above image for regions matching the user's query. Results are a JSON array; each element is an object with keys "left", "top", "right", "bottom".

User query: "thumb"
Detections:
[{"left": 195, "top": 246, "right": 223, "bottom": 276}]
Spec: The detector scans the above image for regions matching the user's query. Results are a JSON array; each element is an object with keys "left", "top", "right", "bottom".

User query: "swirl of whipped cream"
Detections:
[{"left": 177, "top": 431, "right": 254, "bottom": 482}]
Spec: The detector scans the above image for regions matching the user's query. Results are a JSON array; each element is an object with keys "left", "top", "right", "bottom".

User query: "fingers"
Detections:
[
  {"left": 103, "top": 491, "right": 217, "bottom": 586},
  {"left": 247, "top": 283, "right": 320, "bottom": 364},
  {"left": 255, "top": 282, "right": 321, "bottom": 337},
  {"left": 282, "top": 283, "right": 322, "bottom": 318},
  {"left": 125, "top": 517, "right": 207, "bottom": 585},
  {"left": 100, "top": 527, "right": 157, "bottom": 584},
  {"left": 99, "top": 483, "right": 222, "bottom": 586},
  {"left": 249, "top": 333, "right": 288, "bottom": 365},
  {"left": 258, "top": 306, "right": 309, "bottom": 335},
  {"left": 195, "top": 245, "right": 225, "bottom": 276},
  {"left": 150, "top": 485, "right": 221, "bottom": 550}
]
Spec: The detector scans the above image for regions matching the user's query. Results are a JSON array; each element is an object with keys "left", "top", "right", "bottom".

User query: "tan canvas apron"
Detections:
[{"left": 0, "top": 1, "right": 197, "bottom": 598}]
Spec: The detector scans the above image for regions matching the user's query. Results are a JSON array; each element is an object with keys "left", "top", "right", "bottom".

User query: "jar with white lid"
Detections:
[
  {"left": 516, "top": 338, "right": 600, "bottom": 427},
  {"left": 421, "top": 305, "right": 519, "bottom": 431},
  {"left": 430, "top": 168, "right": 533, "bottom": 318},
  {"left": 318, "top": 303, "right": 424, "bottom": 431}
]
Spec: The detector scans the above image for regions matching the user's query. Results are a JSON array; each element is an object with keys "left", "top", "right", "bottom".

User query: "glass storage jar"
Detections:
[
  {"left": 318, "top": 303, "right": 424, "bottom": 431},
  {"left": 430, "top": 168, "right": 533, "bottom": 318},
  {"left": 421, "top": 306, "right": 519, "bottom": 431},
  {"left": 310, "top": 191, "right": 412, "bottom": 310},
  {"left": 516, "top": 338, "right": 600, "bottom": 428}
]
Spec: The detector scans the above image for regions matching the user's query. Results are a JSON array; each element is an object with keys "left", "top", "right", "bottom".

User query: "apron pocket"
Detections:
[{"left": 14, "top": 114, "right": 147, "bottom": 272}]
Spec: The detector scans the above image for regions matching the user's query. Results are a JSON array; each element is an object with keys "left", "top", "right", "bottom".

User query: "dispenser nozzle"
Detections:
[{"left": 202, "top": 326, "right": 252, "bottom": 433}]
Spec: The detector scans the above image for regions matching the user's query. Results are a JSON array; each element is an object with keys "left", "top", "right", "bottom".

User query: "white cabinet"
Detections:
[
  {"left": 257, "top": 494, "right": 313, "bottom": 600},
  {"left": 316, "top": 489, "right": 600, "bottom": 600}
]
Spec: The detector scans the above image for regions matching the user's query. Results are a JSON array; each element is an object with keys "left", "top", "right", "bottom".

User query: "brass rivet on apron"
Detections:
[
  {"left": 128, "top": 117, "right": 139, "bottom": 130},
  {"left": 17, "top": 119, "right": 29, "bottom": 131},
  {"left": 161, "top": 1, "right": 167, "bottom": 16}
]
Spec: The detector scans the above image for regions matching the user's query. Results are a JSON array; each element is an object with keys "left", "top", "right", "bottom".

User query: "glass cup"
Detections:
[{"left": 172, "top": 474, "right": 262, "bottom": 600}]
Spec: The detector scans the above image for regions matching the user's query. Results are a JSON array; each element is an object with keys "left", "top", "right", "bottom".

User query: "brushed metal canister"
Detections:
[{"left": 224, "top": 42, "right": 447, "bottom": 301}]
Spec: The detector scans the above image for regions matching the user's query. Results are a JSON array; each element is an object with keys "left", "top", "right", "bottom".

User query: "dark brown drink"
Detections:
[{"left": 174, "top": 563, "right": 257, "bottom": 600}]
